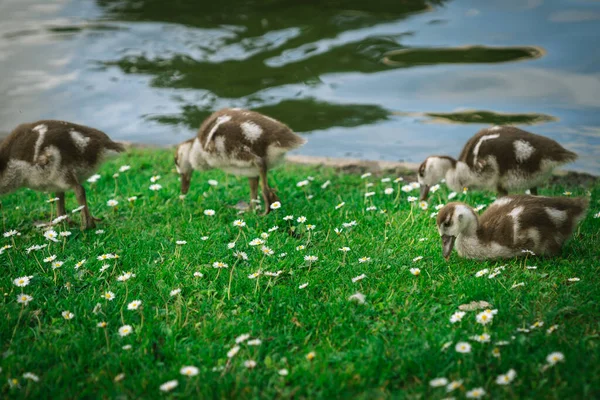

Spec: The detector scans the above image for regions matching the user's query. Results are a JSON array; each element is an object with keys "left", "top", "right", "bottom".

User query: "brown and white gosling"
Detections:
[
  {"left": 0, "top": 120, "right": 125, "bottom": 229},
  {"left": 418, "top": 126, "right": 577, "bottom": 200},
  {"left": 436, "top": 195, "right": 589, "bottom": 260},
  {"left": 175, "top": 108, "right": 306, "bottom": 214}
]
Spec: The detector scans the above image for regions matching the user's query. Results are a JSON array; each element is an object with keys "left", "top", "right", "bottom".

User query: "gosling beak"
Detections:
[
  {"left": 180, "top": 173, "right": 191, "bottom": 195},
  {"left": 442, "top": 234, "right": 456, "bottom": 260},
  {"left": 419, "top": 184, "right": 431, "bottom": 201}
]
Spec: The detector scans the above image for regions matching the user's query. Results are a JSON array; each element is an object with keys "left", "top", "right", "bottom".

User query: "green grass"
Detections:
[{"left": 1, "top": 148, "right": 599, "bottom": 399}]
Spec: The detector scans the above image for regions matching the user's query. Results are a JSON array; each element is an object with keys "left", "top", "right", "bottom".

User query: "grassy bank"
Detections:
[{"left": 1, "top": 148, "right": 599, "bottom": 399}]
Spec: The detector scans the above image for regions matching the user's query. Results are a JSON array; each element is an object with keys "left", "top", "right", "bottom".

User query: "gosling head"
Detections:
[
  {"left": 436, "top": 202, "right": 478, "bottom": 260},
  {"left": 417, "top": 156, "right": 456, "bottom": 201},
  {"left": 174, "top": 140, "right": 194, "bottom": 194}
]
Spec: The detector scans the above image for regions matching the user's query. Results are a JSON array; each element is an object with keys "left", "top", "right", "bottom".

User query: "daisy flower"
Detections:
[
  {"left": 193, "top": 272, "right": 204, "bottom": 278},
  {"left": 335, "top": 202, "right": 345, "bottom": 209},
  {"left": 247, "top": 338, "right": 262, "bottom": 346},
  {"left": 419, "top": 201, "right": 428, "bottom": 210},
  {"left": 365, "top": 191, "right": 375, "bottom": 197},
  {"left": 409, "top": 268, "right": 420, "bottom": 276},
  {"left": 407, "top": 196, "right": 418, "bottom": 202},
  {"left": 107, "top": 199, "right": 118, "bottom": 207},
  {"left": 103, "top": 291, "right": 116, "bottom": 301},
  {"left": 43, "top": 230, "right": 59, "bottom": 242},
  {"left": 87, "top": 174, "right": 101, "bottom": 183},
  {"left": 297, "top": 216, "right": 307, "bottom": 223},
  {"left": 546, "top": 351, "right": 565, "bottom": 365},
  {"left": 212, "top": 261, "right": 228, "bottom": 268},
  {"left": 567, "top": 277, "right": 580, "bottom": 282},
  {"left": 61, "top": 311, "right": 75, "bottom": 320},
  {"left": 51, "top": 261, "right": 64, "bottom": 270},
  {"left": 249, "top": 238, "right": 264, "bottom": 246},
  {"left": 446, "top": 380, "right": 463, "bottom": 392},
  {"left": 412, "top": 256, "right": 423, "bottom": 262},
  {"left": 3, "top": 230, "right": 19, "bottom": 237},
  {"left": 475, "top": 268, "right": 489, "bottom": 277},
  {"left": 450, "top": 311, "right": 466, "bottom": 323},
  {"left": 270, "top": 201, "right": 281, "bottom": 210},
  {"left": 361, "top": 173, "right": 372, "bottom": 179},
  {"left": 127, "top": 196, "right": 138, "bottom": 202},
  {"left": 244, "top": 360, "right": 257, "bottom": 369},
  {"left": 384, "top": 188, "right": 394, "bottom": 195},
  {"left": 429, "top": 377, "right": 448, "bottom": 387},
  {"left": 339, "top": 247, "right": 350, "bottom": 252},
  {"left": 495, "top": 369, "right": 517, "bottom": 385},
  {"left": 227, "top": 346, "right": 240, "bottom": 358},
  {"left": 296, "top": 180, "right": 309, "bottom": 187},
  {"left": 476, "top": 310, "right": 496, "bottom": 325},
  {"left": 176, "top": 240, "right": 187, "bottom": 245},
  {"left": 204, "top": 209, "right": 215, "bottom": 216},
  {"left": 22, "top": 372, "right": 39, "bottom": 382},
  {"left": 358, "top": 257, "right": 371, "bottom": 263},
  {"left": 149, "top": 184, "right": 162, "bottom": 191},
  {"left": 159, "top": 380, "right": 178, "bottom": 392},
  {"left": 180, "top": 366, "right": 199, "bottom": 377},
  {"left": 97, "top": 322, "right": 108, "bottom": 328},
  {"left": 127, "top": 300, "right": 142, "bottom": 309},
  {"left": 472, "top": 333, "right": 491, "bottom": 343},
  {"left": 455, "top": 342, "right": 471, "bottom": 353},
  {"left": 321, "top": 180, "right": 331, "bottom": 189},
  {"left": 233, "top": 219, "right": 246, "bottom": 227},
  {"left": 299, "top": 283, "right": 309, "bottom": 289},
  {"left": 207, "top": 179, "right": 218, "bottom": 186},
  {"left": 348, "top": 292, "right": 366, "bottom": 304},
  {"left": 352, "top": 274, "right": 366, "bottom": 283},
  {"left": 13, "top": 276, "right": 31, "bottom": 287},
  {"left": 117, "top": 272, "right": 136, "bottom": 282},
  {"left": 118, "top": 325, "right": 133, "bottom": 336},
  {"left": 283, "top": 215, "right": 294, "bottom": 221},
  {"left": 170, "top": 288, "right": 182, "bottom": 296},
  {"left": 150, "top": 175, "right": 161, "bottom": 183},
  {"left": 278, "top": 368, "right": 289, "bottom": 376},
  {"left": 466, "top": 387, "right": 486, "bottom": 399},
  {"left": 304, "top": 255, "right": 318, "bottom": 262},
  {"left": 17, "top": 294, "right": 33, "bottom": 305}
]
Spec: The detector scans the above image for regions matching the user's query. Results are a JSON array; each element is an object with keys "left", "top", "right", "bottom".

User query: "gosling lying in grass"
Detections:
[{"left": 436, "top": 195, "right": 588, "bottom": 260}]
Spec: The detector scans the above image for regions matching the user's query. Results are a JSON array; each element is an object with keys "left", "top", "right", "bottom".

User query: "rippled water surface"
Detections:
[{"left": 1, "top": 0, "right": 599, "bottom": 173}]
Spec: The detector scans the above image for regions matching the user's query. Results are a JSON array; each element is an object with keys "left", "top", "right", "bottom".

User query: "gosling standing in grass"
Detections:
[
  {"left": 436, "top": 195, "right": 588, "bottom": 260},
  {"left": 0, "top": 120, "right": 125, "bottom": 229},
  {"left": 175, "top": 108, "right": 306, "bottom": 214},
  {"left": 418, "top": 126, "right": 577, "bottom": 200}
]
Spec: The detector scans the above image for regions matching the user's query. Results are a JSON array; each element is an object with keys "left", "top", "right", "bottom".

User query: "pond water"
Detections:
[{"left": 1, "top": 0, "right": 599, "bottom": 174}]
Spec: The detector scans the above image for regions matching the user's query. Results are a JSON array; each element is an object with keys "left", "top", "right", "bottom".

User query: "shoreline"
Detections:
[
  {"left": 119, "top": 141, "right": 598, "bottom": 185},
  {"left": 1, "top": 133, "right": 597, "bottom": 183}
]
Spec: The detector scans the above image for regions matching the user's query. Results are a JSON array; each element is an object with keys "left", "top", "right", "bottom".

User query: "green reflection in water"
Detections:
[
  {"left": 423, "top": 110, "right": 557, "bottom": 125},
  {"left": 149, "top": 99, "right": 389, "bottom": 133},
  {"left": 382, "top": 45, "right": 545, "bottom": 66}
]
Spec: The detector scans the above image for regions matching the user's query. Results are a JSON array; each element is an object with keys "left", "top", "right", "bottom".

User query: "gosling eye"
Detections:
[{"left": 444, "top": 221, "right": 452, "bottom": 228}]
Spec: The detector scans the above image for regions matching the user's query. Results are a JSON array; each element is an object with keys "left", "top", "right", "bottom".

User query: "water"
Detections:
[{"left": 1, "top": 0, "right": 599, "bottom": 174}]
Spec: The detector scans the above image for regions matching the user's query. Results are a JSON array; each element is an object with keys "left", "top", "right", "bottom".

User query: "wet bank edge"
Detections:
[{"left": 0, "top": 133, "right": 596, "bottom": 186}]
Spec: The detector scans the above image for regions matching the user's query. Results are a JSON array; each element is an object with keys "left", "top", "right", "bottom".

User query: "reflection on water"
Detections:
[{"left": 0, "top": 0, "right": 599, "bottom": 174}]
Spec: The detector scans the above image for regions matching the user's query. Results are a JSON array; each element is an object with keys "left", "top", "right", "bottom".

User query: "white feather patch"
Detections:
[
  {"left": 70, "top": 130, "right": 90, "bottom": 152},
  {"left": 489, "top": 126, "right": 502, "bottom": 131},
  {"left": 545, "top": 207, "right": 567, "bottom": 226},
  {"left": 513, "top": 140, "right": 535, "bottom": 163},
  {"left": 240, "top": 121, "right": 263, "bottom": 143},
  {"left": 492, "top": 197, "right": 513, "bottom": 207},
  {"left": 215, "top": 136, "right": 227, "bottom": 154},
  {"left": 32, "top": 124, "right": 48, "bottom": 161},
  {"left": 473, "top": 134, "right": 500, "bottom": 164},
  {"left": 205, "top": 115, "right": 232, "bottom": 146}
]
